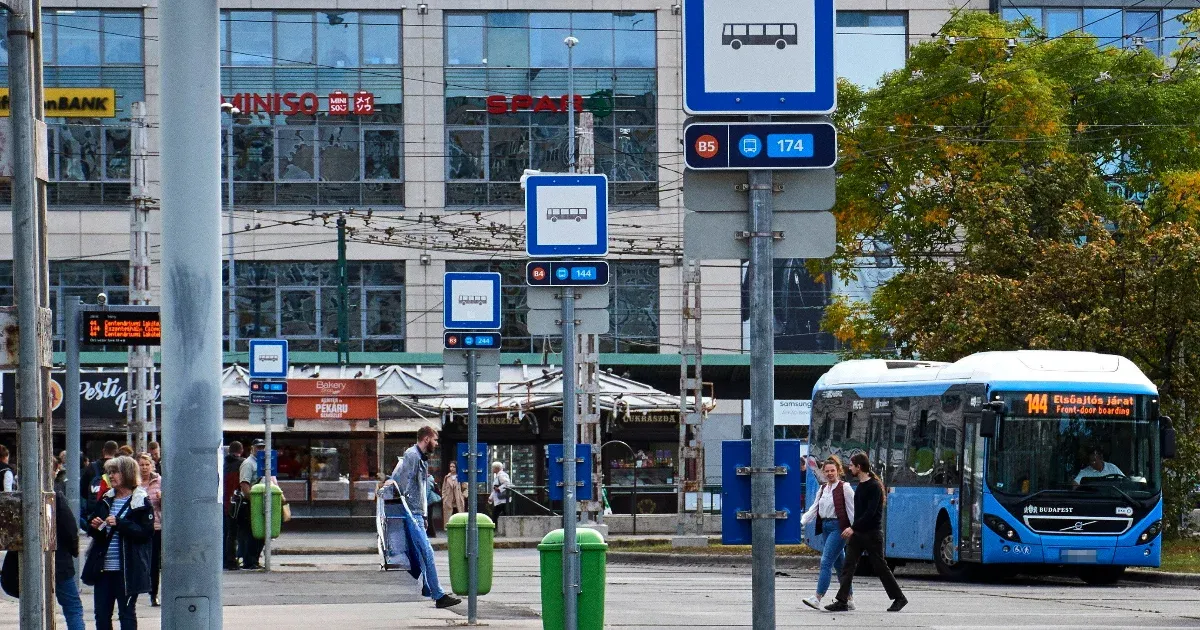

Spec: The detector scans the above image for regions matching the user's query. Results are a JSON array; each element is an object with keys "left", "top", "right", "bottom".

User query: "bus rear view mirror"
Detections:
[
  {"left": 1161, "top": 415, "right": 1177, "bottom": 459},
  {"left": 980, "top": 401, "right": 1005, "bottom": 438}
]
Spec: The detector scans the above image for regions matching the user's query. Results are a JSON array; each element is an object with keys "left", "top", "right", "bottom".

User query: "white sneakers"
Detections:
[{"left": 804, "top": 596, "right": 854, "bottom": 611}]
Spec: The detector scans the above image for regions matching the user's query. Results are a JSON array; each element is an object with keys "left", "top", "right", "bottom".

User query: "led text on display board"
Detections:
[
  {"left": 83, "top": 311, "right": 161, "bottom": 346},
  {"left": 1014, "top": 392, "right": 1138, "bottom": 418}
]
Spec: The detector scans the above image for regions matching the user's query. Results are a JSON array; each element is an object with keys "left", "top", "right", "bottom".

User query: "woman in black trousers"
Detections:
[
  {"left": 825, "top": 452, "right": 908, "bottom": 613},
  {"left": 83, "top": 456, "right": 154, "bottom": 629}
]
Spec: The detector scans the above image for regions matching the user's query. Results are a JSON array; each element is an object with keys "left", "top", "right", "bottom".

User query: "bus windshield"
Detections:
[{"left": 986, "top": 392, "right": 1160, "bottom": 500}]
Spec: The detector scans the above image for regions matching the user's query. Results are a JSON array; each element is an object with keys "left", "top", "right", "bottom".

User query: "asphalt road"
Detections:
[{"left": 3, "top": 549, "right": 1199, "bottom": 628}]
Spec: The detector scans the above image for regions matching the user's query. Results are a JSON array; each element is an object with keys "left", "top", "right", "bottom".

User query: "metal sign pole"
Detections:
[
  {"left": 561, "top": 290, "right": 579, "bottom": 630},
  {"left": 467, "top": 349, "right": 480, "bottom": 624},
  {"left": 263, "top": 404, "right": 272, "bottom": 572},
  {"left": 748, "top": 160, "right": 776, "bottom": 629},
  {"left": 65, "top": 298, "right": 83, "bottom": 570}
]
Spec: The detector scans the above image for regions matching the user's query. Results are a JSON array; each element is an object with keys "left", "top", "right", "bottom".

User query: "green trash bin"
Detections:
[
  {"left": 538, "top": 528, "right": 608, "bottom": 630},
  {"left": 250, "top": 482, "right": 283, "bottom": 541},
  {"left": 446, "top": 512, "right": 495, "bottom": 596}
]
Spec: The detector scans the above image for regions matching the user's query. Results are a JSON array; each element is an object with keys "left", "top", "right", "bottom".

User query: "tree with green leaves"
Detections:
[{"left": 827, "top": 11, "right": 1200, "bottom": 535}]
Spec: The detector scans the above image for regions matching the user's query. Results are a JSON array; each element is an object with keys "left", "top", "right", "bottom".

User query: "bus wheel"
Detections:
[
  {"left": 934, "top": 522, "right": 968, "bottom": 580},
  {"left": 730, "top": 40, "right": 742, "bottom": 50},
  {"left": 1079, "top": 566, "right": 1125, "bottom": 585},
  {"left": 776, "top": 40, "right": 787, "bottom": 49}
]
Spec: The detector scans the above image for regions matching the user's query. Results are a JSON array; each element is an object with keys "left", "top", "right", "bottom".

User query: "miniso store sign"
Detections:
[{"left": 742, "top": 399, "right": 811, "bottom": 426}]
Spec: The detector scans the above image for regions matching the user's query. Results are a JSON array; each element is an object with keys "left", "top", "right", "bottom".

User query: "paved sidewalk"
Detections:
[{"left": 272, "top": 529, "right": 718, "bottom": 555}]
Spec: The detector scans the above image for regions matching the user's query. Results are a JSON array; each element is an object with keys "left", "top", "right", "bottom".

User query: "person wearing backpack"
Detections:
[
  {"left": 799, "top": 455, "right": 855, "bottom": 611},
  {"left": 82, "top": 441, "right": 119, "bottom": 522},
  {"left": 83, "top": 456, "right": 154, "bottom": 629}
]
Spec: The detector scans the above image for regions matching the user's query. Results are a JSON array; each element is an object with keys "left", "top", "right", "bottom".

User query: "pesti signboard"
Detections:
[{"left": 2, "top": 371, "right": 160, "bottom": 420}]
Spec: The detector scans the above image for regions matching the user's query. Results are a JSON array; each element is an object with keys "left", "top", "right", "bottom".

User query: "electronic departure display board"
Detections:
[
  {"left": 1010, "top": 392, "right": 1138, "bottom": 419},
  {"left": 84, "top": 311, "right": 161, "bottom": 346}
]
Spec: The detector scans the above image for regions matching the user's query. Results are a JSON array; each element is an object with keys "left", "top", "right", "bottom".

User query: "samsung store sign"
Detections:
[{"left": 742, "top": 399, "right": 812, "bottom": 426}]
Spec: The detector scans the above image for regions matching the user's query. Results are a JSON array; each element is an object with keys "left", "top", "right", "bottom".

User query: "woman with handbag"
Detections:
[
  {"left": 136, "top": 453, "right": 163, "bottom": 607},
  {"left": 83, "top": 455, "right": 154, "bottom": 630}
]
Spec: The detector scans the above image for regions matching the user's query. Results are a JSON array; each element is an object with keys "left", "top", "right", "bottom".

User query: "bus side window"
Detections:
[{"left": 907, "top": 408, "right": 936, "bottom": 483}]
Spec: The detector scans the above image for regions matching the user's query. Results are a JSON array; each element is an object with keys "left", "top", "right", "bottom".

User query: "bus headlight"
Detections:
[
  {"left": 983, "top": 514, "right": 1021, "bottom": 543},
  {"left": 1138, "top": 520, "right": 1162, "bottom": 545}
]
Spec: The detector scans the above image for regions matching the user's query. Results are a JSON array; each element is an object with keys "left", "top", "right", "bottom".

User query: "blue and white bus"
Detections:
[{"left": 807, "top": 350, "right": 1177, "bottom": 583}]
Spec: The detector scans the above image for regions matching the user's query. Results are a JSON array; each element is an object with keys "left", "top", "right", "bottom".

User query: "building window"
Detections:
[
  {"left": 223, "top": 261, "right": 405, "bottom": 352},
  {"left": 445, "top": 259, "right": 660, "bottom": 353},
  {"left": 741, "top": 260, "right": 836, "bottom": 353},
  {"left": 0, "top": 261, "right": 132, "bottom": 351},
  {"left": 444, "top": 12, "right": 658, "bottom": 207},
  {"left": 1001, "top": 6, "right": 1193, "bottom": 55},
  {"left": 835, "top": 12, "right": 907, "bottom": 89},
  {"left": 0, "top": 10, "right": 145, "bottom": 207},
  {"left": 221, "top": 11, "right": 404, "bottom": 207}
]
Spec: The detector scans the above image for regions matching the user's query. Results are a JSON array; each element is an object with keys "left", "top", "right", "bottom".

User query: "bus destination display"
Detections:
[
  {"left": 1013, "top": 392, "right": 1137, "bottom": 418},
  {"left": 84, "top": 311, "right": 161, "bottom": 346}
]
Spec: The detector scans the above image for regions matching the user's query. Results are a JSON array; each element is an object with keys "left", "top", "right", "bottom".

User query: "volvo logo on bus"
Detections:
[{"left": 1116, "top": 506, "right": 1133, "bottom": 516}]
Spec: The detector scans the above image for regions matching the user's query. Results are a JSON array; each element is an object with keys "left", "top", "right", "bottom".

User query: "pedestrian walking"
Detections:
[
  {"left": 488, "top": 461, "right": 511, "bottom": 529},
  {"left": 799, "top": 455, "right": 855, "bottom": 610},
  {"left": 387, "top": 425, "right": 461, "bottom": 609},
  {"left": 0, "top": 445, "right": 14, "bottom": 493},
  {"left": 136, "top": 454, "right": 163, "bottom": 607},
  {"left": 441, "top": 460, "right": 466, "bottom": 520},
  {"left": 83, "top": 455, "right": 154, "bottom": 630},
  {"left": 825, "top": 452, "right": 908, "bottom": 613},
  {"left": 222, "top": 441, "right": 246, "bottom": 570},
  {"left": 239, "top": 439, "right": 265, "bottom": 570}
]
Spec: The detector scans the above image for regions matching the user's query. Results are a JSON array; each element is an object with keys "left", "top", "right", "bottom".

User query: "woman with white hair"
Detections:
[
  {"left": 488, "top": 461, "right": 511, "bottom": 529},
  {"left": 83, "top": 455, "right": 153, "bottom": 629}
]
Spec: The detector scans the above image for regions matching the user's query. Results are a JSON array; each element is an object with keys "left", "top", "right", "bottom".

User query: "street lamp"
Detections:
[
  {"left": 565, "top": 35, "right": 578, "bottom": 174},
  {"left": 220, "top": 102, "right": 239, "bottom": 354}
]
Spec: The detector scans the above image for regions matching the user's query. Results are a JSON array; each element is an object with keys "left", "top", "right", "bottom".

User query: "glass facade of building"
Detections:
[
  {"left": 221, "top": 11, "right": 404, "bottom": 207},
  {"left": 446, "top": 259, "right": 659, "bottom": 353},
  {"left": 0, "top": 10, "right": 145, "bottom": 206},
  {"left": 1001, "top": 6, "right": 1192, "bottom": 55},
  {"left": 223, "top": 260, "right": 405, "bottom": 352},
  {"left": 835, "top": 12, "right": 908, "bottom": 89},
  {"left": 444, "top": 12, "right": 658, "bottom": 206}
]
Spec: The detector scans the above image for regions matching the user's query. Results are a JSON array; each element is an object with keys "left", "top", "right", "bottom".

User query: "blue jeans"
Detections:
[
  {"left": 55, "top": 576, "right": 85, "bottom": 630},
  {"left": 817, "top": 519, "right": 850, "bottom": 597},
  {"left": 409, "top": 514, "right": 446, "bottom": 601}
]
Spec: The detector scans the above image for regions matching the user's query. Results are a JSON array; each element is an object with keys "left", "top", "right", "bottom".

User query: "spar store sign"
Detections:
[
  {"left": 222, "top": 91, "right": 376, "bottom": 116},
  {"left": 285, "top": 378, "right": 378, "bottom": 420},
  {"left": 486, "top": 90, "right": 615, "bottom": 117}
]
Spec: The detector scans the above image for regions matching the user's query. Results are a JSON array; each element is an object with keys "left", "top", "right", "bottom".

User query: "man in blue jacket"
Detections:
[{"left": 389, "top": 425, "right": 461, "bottom": 609}]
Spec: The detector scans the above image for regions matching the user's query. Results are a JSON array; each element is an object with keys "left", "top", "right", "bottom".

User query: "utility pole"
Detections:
[
  {"left": 679, "top": 261, "right": 705, "bottom": 535},
  {"left": 562, "top": 33, "right": 581, "bottom": 630},
  {"left": 337, "top": 212, "right": 349, "bottom": 365},
  {"left": 576, "top": 111, "right": 602, "bottom": 526},
  {"left": 8, "top": 0, "right": 49, "bottom": 625},
  {"left": 748, "top": 142, "right": 776, "bottom": 629},
  {"left": 129, "top": 101, "right": 153, "bottom": 453},
  {"left": 160, "top": 0, "right": 224, "bottom": 626},
  {"left": 222, "top": 102, "right": 238, "bottom": 355}
]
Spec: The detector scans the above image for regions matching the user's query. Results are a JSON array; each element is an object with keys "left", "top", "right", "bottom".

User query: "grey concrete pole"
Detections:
[
  {"left": 66, "top": 297, "right": 82, "bottom": 580},
  {"left": 748, "top": 160, "right": 776, "bottom": 630},
  {"left": 8, "top": 0, "right": 47, "bottom": 625},
  {"left": 225, "top": 111, "right": 237, "bottom": 355},
  {"left": 160, "top": 0, "right": 224, "bottom": 626},
  {"left": 466, "top": 349, "right": 479, "bottom": 624},
  {"left": 561, "top": 292, "right": 578, "bottom": 630}
]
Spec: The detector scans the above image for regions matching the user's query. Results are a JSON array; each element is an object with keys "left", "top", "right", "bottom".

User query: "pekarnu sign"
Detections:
[{"left": 222, "top": 91, "right": 376, "bottom": 116}]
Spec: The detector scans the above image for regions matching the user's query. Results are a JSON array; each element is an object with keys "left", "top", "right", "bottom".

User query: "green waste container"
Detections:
[
  {"left": 250, "top": 482, "right": 283, "bottom": 541},
  {"left": 538, "top": 528, "right": 608, "bottom": 630},
  {"left": 446, "top": 512, "right": 495, "bottom": 595}
]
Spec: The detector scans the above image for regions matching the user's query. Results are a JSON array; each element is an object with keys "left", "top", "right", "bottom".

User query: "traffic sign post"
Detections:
[
  {"left": 685, "top": 122, "right": 837, "bottom": 170},
  {"left": 525, "top": 174, "right": 609, "bottom": 258},
  {"left": 682, "top": 0, "right": 835, "bottom": 114},
  {"left": 683, "top": 1, "right": 837, "bottom": 627},
  {"left": 442, "top": 273, "right": 504, "bottom": 624},
  {"left": 526, "top": 260, "right": 610, "bottom": 287},
  {"left": 247, "top": 340, "right": 288, "bottom": 572}
]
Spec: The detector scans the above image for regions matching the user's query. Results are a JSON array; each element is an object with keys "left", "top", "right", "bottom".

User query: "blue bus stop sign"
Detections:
[
  {"left": 525, "top": 174, "right": 609, "bottom": 258},
  {"left": 721, "top": 439, "right": 804, "bottom": 545},
  {"left": 682, "top": 0, "right": 835, "bottom": 115}
]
